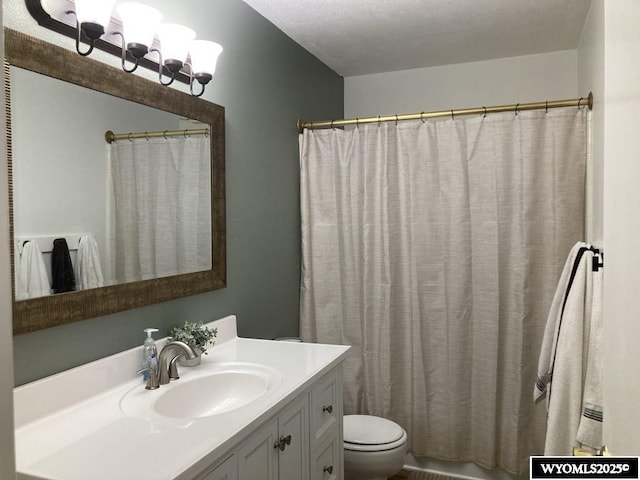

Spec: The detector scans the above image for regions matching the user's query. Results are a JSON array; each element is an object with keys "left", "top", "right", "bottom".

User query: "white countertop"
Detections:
[{"left": 14, "top": 316, "right": 350, "bottom": 480}]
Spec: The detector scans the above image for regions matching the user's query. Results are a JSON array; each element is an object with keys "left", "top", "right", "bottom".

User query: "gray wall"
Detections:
[{"left": 9, "top": 0, "right": 343, "bottom": 385}]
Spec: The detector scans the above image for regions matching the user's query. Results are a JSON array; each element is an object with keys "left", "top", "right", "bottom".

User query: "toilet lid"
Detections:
[{"left": 343, "top": 415, "right": 405, "bottom": 446}]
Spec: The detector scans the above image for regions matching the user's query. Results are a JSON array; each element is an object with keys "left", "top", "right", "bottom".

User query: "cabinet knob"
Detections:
[
  {"left": 322, "top": 405, "right": 333, "bottom": 414},
  {"left": 274, "top": 434, "right": 292, "bottom": 451},
  {"left": 323, "top": 465, "right": 334, "bottom": 474}
]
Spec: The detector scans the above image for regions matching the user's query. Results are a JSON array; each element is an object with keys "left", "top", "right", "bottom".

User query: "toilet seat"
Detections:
[{"left": 344, "top": 415, "right": 407, "bottom": 452}]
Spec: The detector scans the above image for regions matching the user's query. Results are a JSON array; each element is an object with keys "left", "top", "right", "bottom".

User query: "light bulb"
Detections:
[
  {"left": 157, "top": 24, "right": 196, "bottom": 73},
  {"left": 75, "top": 0, "right": 116, "bottom": 28},
  {"left": 116, "top": 2, "right": 162, "bottom": 57},
  {"left": 189, "top": 40, "right": 223, "bottom": 80}
]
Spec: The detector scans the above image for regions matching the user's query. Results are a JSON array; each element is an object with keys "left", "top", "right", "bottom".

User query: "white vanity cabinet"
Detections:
[
  {"left": 275, "top": 393, "right": 310, "bottom": 479},
  {"left": 14, "top": 316, "right": 351, "bottom": 480},
  {"left": 237, "top": 393, "right": 308, "bottom": 480},
  {"left": 199, "top": 366, "right": 343, "bottom": 480},
  {"left": 201, "top": 455, "right": 237, "bottom": 480},
  {"left": 237, "top": 419, "right": 278, "bottom": 479},
  {"left": 311, "top": 434, "right": 341, "bottom": 480}
]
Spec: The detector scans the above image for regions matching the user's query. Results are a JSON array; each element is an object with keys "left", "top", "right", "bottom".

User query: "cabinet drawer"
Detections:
[
  {"left": 311, "top": 434, "right": 341, "bottom": 480},
  {"left": 310, "top": 368, "right": 340, "bottom": 450}
]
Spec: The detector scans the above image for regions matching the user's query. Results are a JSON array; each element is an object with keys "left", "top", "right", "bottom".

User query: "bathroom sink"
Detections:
[
  {"left": 155, "top": 370, "right": 269, "bottom": 418},
  {"left": 120, "top": 363, "right": 281, "bottom": 420}
]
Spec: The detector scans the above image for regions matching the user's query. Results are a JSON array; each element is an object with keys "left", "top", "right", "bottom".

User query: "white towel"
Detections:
[
  {"left": 15, "top": 240, "right": 51, "bottom": 300},
  {"left": 576, "top": 257, "right": 603, "bottom": 449},
  {"left": 543, "top": 246, "right": 594, "bottom": 455},
  {"left": 76, "top": 234, "right": 104, "bottom": 290},
  {"left": 534, "top": 241, "right": 588, "bottom": 404}
]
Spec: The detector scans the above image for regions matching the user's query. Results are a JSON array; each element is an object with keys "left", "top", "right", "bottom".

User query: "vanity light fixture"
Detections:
[
  {"left": 28, "top": 0, "right": 223, "bottom": 97},
  {"left": 114, "top": 2, "right": 163, "bottom": 73},
  {"left": 154, "top": 23, "right": 196, "bottom": 85},
  {"left": 72, "top": 0, "right": 117, "bottom": 56},
  {"left": 187, "top": 40, "right": 224, "bottom": 96}
]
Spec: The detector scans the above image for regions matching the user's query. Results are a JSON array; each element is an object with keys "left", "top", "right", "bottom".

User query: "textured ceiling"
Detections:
[{"left": 241, "top": 0, "right": 592, "bottom": 76}]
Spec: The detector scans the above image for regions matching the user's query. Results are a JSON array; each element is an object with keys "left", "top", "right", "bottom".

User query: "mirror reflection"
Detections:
[
  {"left": 11, "top": 67, "right": 212, "bottom": 300},
  {"left": 6, "top": 28, "right": 226, "bottom": 334}
]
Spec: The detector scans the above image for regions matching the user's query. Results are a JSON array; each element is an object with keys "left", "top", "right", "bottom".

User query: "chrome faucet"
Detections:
[{"left": 157, "top": 340, "right": 198, "bottom": 385}]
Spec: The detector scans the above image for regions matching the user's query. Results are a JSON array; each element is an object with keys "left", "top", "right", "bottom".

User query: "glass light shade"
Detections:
[
  {"left": 189, "top": 40, "right": 223, "bottom": 75},
  {"left": 75, "top": 0, "right": 116, "bottom": 27},
  {"left": 116, "top": 2, "right": 162, "bottom": 48},
  {"left": 157, "top": 24, "right": 196, "bottom": 63}
]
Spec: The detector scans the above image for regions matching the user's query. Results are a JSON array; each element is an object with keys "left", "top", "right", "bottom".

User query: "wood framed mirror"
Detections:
[{"left": 5, "top": 29, "right": 226, "bottom": 335}]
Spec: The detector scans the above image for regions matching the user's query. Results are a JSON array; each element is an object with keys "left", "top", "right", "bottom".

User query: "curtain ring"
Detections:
[
  {"left": 163, "top": 130, "right": 169, "bottom": 139},
  {"left": 377, "top": 115, "right": 381, "bottom": 127},
  {"left": 144, "top": 132, "right": 150, "bottom": 141},
  {"left": 451, "top": 109, "right": 455, "bottom": 120},
  {"left": 331, "top": 120, "right": 335, "bottom": 131},
  {"left": 545, "top": 101, "right": 549, "bottom": 113},
  {"left": 356, "top": 118, "right": 360, "bottom": 129},
  {"left": 483, "top": 106, "right": 487, "bottom": 118},
  {"left": 127, "top": 132, "right": 133, "bottom": 142},
  {"left": 515, "top": 103, "right": 520, "bottom": 116},
  {"left": 578, "top": 97, "right": 584, "bottom": 110},
  {"left": 420, "top": 112, "right": 426, "bottom": 123},
  {"left": 184, "top": 129, "right": 189, "bottom": 138}
]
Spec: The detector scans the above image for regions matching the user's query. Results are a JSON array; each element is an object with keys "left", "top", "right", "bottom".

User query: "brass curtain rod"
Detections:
[
  {"left": 105, "top": 128, "right": 210, "bottom": 144},
  {"left": 297, "top": 92, "right": 593, "bottom": 134}
]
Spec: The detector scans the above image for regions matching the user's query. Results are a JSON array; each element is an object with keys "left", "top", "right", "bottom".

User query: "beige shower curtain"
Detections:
[
  {"left": 299, "top": 108, "right": 588, "bottom": 474},
  {"left": 105, "top": 135, "right": 211, "bottom": 284}
]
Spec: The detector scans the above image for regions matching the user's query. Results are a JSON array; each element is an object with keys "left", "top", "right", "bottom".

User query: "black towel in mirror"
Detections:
[{"left": 52, "top": 238, "right": 76, "bottom": 294}]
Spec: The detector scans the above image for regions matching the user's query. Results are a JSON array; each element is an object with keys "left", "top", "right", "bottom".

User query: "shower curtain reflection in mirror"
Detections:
[
  {"left": 105, "top": 135, "right": 212, "bottom": 284},
  {"left": 299, "top": 108, "right": 588, "bottom": 475}
]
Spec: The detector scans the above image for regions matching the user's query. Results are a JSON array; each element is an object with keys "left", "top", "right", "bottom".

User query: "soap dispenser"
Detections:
[{"left": 142, "top": 328, "right": 159, "bottom": 381}]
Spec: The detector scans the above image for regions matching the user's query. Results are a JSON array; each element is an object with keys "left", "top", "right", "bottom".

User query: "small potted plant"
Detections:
[{"left": 167, "top": 321, "right": 217, "bottom": 366}]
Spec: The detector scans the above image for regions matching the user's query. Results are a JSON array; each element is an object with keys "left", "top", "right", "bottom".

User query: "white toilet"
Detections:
[{"left": 343, "top": 414, "right": 408, "bottom": 480}]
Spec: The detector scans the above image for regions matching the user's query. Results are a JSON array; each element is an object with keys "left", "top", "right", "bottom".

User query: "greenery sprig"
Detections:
[{"left": 168, "top": 321, "right": 217, "bottom": 355}]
